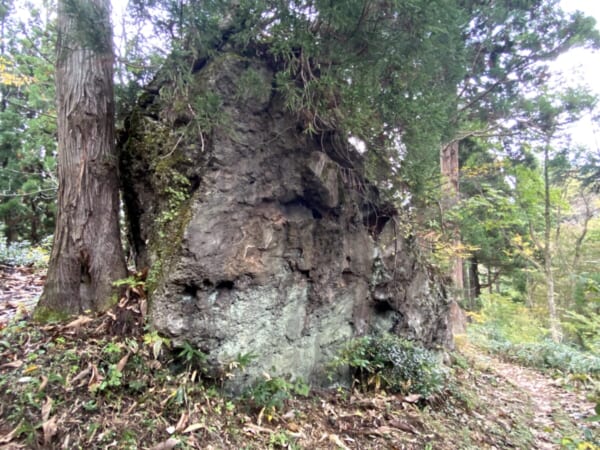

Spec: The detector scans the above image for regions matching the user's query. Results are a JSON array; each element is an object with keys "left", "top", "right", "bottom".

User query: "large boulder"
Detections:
[{"left": 120, "top": 53, "right": 451, "bottom": 389}]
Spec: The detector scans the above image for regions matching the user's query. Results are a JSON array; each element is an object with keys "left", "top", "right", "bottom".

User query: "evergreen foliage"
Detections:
[
  {"left": 126, "top": 0, "right": 467, "bottom": 202},
  {"left": 0, "top": 0, "right": 57, "bottom": 244},
  {"left": 332, "top": 333, "right": 446, "bottom": 396}
]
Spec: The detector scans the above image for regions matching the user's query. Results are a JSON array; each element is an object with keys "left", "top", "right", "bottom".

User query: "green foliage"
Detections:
[
  {"left": 268, "top": 431, "right": 301, "bottom": 449},
  {"left": 564, "top": 308, "right": 600, "bottom": 355},
  {"left": 112, "top": 276, "right": 145, "bottom": 289},
  {"left": 485, "top": 339, "right": 600, "bottom": 376},
  {"left": 0, "top": 235, "right": 51, "bottom": 267},
  {"left": 243, "top": 375, "right": 310, "bottom": 414},
  {"left": 143, "top": 329, "right": 171, "bottom": 360},
  {"left": 175, "top": 341, "right": 208, "bottom": 373},
  {"left": 331, "top": 333, "right": 446, "bottom": 397},
  {"left": 470, "top": 295, "right": 600, "bottom": 376},
  {"left": 125, "top": 0, "right": 467, "bottom": 204},
  {"left": 94, "top": 364, "right": 123, "bottom": 393},
  {"left": 60, "top": 0, "right": 113, "bottom": 53},
  {"left": 0, "top": 2, "right": 57, "bottom": 244},
  {"left": 468, "top": 293, "right": 546, "bottom": 344}
]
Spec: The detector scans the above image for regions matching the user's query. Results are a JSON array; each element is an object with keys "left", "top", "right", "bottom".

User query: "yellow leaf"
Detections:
[{"left": 23, "top": 365, "right": 39, "bottom": 374}]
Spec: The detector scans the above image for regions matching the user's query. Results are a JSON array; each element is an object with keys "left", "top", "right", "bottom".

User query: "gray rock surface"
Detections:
[{"left": 120, "top": 53, "right": 451, "bottom": 389}]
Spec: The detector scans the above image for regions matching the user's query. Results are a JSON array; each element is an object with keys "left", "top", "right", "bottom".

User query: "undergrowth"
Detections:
[
  {"left": 468, "top": 294, "right": 600, "bottom": 377},
  {"left": 0, "top": 236, "right": 51, "bottom": 267},
  {"left": 0, "top": 281, "right": 595, "bottom": 448},
  {"left": 1, "top": 310, "right": 544, "bottom": 450},
  {"left": 330, "top": 333, "right": 447, "bottom": 397}
]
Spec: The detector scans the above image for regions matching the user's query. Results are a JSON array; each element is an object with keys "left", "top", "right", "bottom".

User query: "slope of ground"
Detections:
[{"left": 0, "top": 267, "right": 598, "bottom": 449}]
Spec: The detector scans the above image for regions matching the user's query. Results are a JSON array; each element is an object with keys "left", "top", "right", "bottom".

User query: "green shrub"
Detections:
[
  {"left": 470, "top": 325, "right": 600, "bottom": 376},
  {"left": 469, "top": 293, "right": 545, "bottom": 345},
  {"left": 504, "top": 340, "right": 600, "bottom": 375},
  {"left": 243, "top": 375, "right": 310, "bottom": 414},
  {"left": 468, "top": 294, "right": 600, "bottom": 376},
  {"left": 0, "top": 235, "right": 51, "bottom": 267},
  {"left": 331, "top": 333, "right": 446, "bottom": 397},
  {"left": 563, "top": 308, "right": 600, "bottom": 355}
]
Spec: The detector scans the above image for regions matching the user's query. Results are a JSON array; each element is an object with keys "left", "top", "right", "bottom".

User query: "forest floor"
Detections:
[
  {"left": 0, "top": 265, "right": 598, "bottom": 449},
  {"left": 0, "top": 265, "right": 44, "bottom": 324}
]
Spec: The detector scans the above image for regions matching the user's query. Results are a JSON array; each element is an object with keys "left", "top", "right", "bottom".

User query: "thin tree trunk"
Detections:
[
  {"left": 543, "top": 142, "right": 561, "bottom": 342},
  {"left": 569, "top": 192, "right": 593, "bottom": 307},
  {"left": 36, "top": 0, "right": 126, "bottom": 316},
  {"left": 466, "top": 255, "right": 480, "bottom": 307}
]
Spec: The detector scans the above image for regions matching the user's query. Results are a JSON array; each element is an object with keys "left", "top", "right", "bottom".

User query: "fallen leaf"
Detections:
[
  {"left": 243, "top": 424, "right": 273, "bottom": 435},
  {"left": 257, "top": 406, "right": 265, "bottom": 426},
  {"left": 38, "top": 375, "right": 48, "bottom": 392},
  {"left": 23, "top": 364, "right": 39, "bottom": 374},
  {"left": 388, "top": 419, "right": 419, "bottom": 434},
  {"left": 87, "top": 364, "right": 103, "bottom": 391},
  {"left": 182, "top": 423, "right": 205, "bottom": 433},
  {"left": 42, "top": 416, "right": 58, "bottom": 446},
  {"left": 149, "top": 438, "right": 180, "bottom": 450},
  {"left": 64, "top": 316, "right": 93, "bottom": 329},
  {"left": 175, "top": 412, "right": 189, "bottom": 432},
  {"left": 140, "top": 298, "right": 147, "bottom": 320},
  {"left": 41, "top": 396, "right": 53, "bottom": 422},
  {"left": 116, "top": 352, "right": 130, "bottom": 373},
  {"left": 403, "top": 394, "right": 422, "bottom": 403},
  {"left": 328, "top": 433, "right": 350, "bottom": 450},
  {"left": 0, "top": 360, "right": 23, "bottom": 369},
  {"left": 0, "top": 420, "right": 22, "bottom": 443},
  {"left": 287, "top": 422, "right": 300, "bottom": 432},
  {"left": 69, "top": 364, "right": 91, "bottom": 387}
]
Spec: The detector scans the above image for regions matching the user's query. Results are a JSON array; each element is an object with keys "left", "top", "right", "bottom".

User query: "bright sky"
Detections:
[{"left": 556, "top": 0, "right": 600, "bottom": 151}]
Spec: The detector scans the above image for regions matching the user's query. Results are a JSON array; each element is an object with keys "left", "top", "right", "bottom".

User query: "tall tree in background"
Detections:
[
  {"left": 513, "top": 89, "right": 597, "bottom": 341},
  {"left": 441, "top": 0, "right": 599, "bottom": 295},
  {"left": 0, "top": 0, "right": 58, "bottom": 244},
  {"left": 36, "top": 0, "right": 126, "bottom": 317}
]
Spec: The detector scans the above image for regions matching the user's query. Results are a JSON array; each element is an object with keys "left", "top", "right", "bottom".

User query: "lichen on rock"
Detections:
[{"left": 119, "top": 51, "right": 452, "bottom": 389}]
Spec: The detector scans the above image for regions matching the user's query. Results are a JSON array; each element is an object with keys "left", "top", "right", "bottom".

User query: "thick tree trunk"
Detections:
[{"left": 36, "top": 0, "right": 126, "bottom": 316}]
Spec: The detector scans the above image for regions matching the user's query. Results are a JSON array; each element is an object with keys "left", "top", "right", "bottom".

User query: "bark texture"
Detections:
[
  {"left": 36, "top": 0, "right": 126, "bottom": 316},
  {"left": 121, "top": 53, "right": 452, "bottom": 388}
]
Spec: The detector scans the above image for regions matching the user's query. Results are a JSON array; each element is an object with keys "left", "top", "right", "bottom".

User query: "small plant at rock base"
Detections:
[
  {"left": 143, "top": 329, "right": 171, "bottom": 360},
  {"left": 243, "top": 374, "right": 310, "bottom": 418},
  {"left": 269, "top": 431, "right": 301, "bottom": 449},
  {"left": 175, "top": 341, "right": 208, "bottom": 373},
  {"left": 331, "top": 333, "right": 446, "bottom": 397}
]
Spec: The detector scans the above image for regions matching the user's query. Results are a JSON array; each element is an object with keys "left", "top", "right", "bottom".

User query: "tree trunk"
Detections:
[
  {"left": 36, "top": 0, "right": 126, "bottom": 316},
  {"left": 543, "top": 142, "right": 561, "bottom": 342},
  {"left": 545, "top": 262, "right": 560, "bottom": 342},
  {"left": 441, "top": 140, "right": 463, "bottom": 294},
  {"left": 465, "top": 255, "right": 480, "bottom": 308}
]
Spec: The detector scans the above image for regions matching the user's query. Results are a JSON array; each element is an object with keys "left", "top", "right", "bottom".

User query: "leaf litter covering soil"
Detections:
[
  {"left": 467, "top": 347, "right": 599, "bottom": 449},
  {"left": 0, "top": 273, "right": 596, "bottom": 449},
  {"left": 0, "top": 265, "right": 43, "bottom": 325}
]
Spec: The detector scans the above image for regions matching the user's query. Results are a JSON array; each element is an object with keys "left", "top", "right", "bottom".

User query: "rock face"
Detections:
[{"left": 120, "top": 53, "right": 451, "bottom": 388}]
